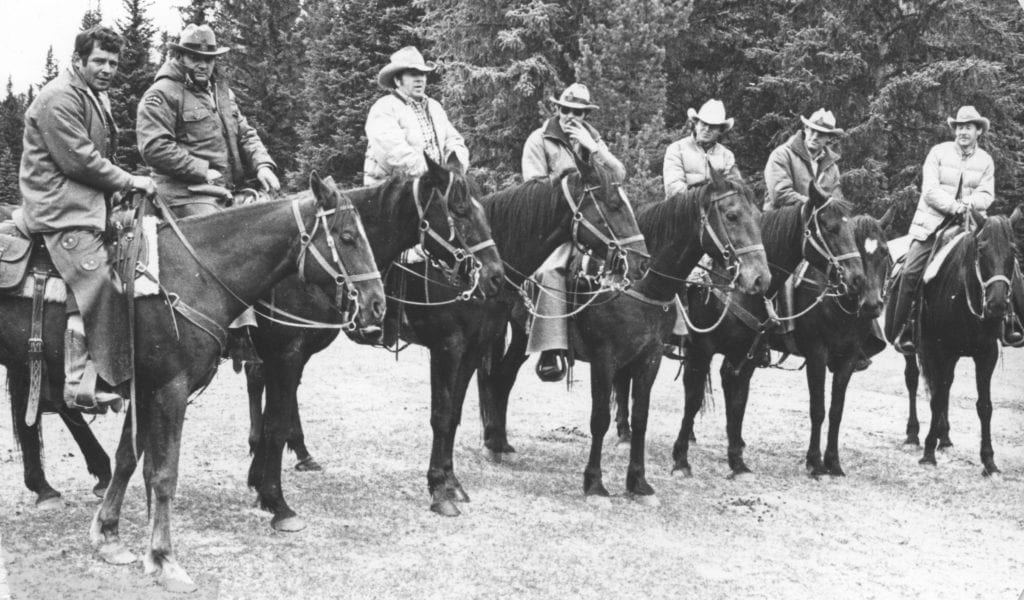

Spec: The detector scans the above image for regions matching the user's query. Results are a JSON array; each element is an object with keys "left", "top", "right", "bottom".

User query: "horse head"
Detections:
[
  {"left": 969, "top": 211, "right": 1015, "bottom": 320},
  {"left": 801, "top": 182, "right": 866, "bottom": 300},
  {"left": 308, "top": 171, "right": 386, "bottom": 329},
  {"left": 415, "top": 156, "right": 504, "bottom": 298},
  {"left": 701, "top": 169, "right": 771, "bottom": 295},
  {"left": 569, "top": 157, "right": 650, "bottom": 283},
  {"left": 851, "top": 212, "right": 892, "bottom": 318}
]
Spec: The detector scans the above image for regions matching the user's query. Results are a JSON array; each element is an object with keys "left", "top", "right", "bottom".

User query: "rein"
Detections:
[{"left": 802, "top": 197, "right": 861, "bottom": 296}]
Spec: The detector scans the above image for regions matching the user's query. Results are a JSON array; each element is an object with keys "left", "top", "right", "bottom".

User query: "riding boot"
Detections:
[
  {"left": 64, "top": 314, "right": 122, "bottom": 414},
  {"left": 891, "top": 283, "right": 918, "bottom": 355},
  {"left": 227, "top": 326, "right": 262, "bottom": 373},
  {"left": 535, "top": 350, "right": 567, "bottom": 382}
]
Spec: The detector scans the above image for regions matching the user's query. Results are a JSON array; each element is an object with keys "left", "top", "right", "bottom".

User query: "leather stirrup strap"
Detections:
[{"left": 25, "top": 270, "right": 47, "bottom": 426}]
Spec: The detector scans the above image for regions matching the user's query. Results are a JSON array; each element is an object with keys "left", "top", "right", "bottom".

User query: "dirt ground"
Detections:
[{"left": 1, "top": 334, "right": 1023, "bottom": 599}]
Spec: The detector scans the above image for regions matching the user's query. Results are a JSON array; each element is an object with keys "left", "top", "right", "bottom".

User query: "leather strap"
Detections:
[{"left": 25, "top": 269, "right": 47, "bottom": 426}]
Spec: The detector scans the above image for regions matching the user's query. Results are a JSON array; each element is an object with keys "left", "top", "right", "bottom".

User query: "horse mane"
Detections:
[
  {"left": 850, "top": 213, "right": 883, "bottom": 244},
  {"left": 931, "top": 215, "right": 1014, "bottom": 302},
  {"left": 758, "top": 202, "right": 804, "bottom": 252},
  {"left": 480, "top": 176, "right": 565, "bottom": 260},
  {"left": 637, "top": 186, "right": 703, "bottom": 250}
]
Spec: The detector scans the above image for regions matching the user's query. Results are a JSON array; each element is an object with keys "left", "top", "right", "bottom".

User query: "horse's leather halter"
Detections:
[
  {"left": 962, "top": 219, "right": 1014, "bottom": 320},
  {"left": 702, "top": 189, "right": 766, "bottom": 284},
  {"left": 561, "top": 176, "right": 648, "bottom": 286},
  {"left": 802, "top": 197, "right": 861, "bottom": 295},
  {"left": 291, "top": 198, "right": 382, "bottom": 330}
]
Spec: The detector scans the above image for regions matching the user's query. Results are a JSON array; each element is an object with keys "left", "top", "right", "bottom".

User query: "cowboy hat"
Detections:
[
  {"left": 377, "top": 46, "right": 435, "bottom": 89},
  {"left": 551, "top": 83, "right": 599, "bottom": 111},
  {"left": 169, "top": 24, "right": 230, "bottom": 57},
  {"left": 687, "top": 99, "right": 734, "bottom": 131},
  {"left": 947, "top": 105, "right": 990, "bottom": 133},
  {"left": 800, "top": 108, "right": 845, "bottom": 135}
]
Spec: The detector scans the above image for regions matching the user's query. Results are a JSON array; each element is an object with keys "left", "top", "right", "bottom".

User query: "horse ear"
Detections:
[
  {"left": 309, "top": 170, "right": 337, "bottom": 210},
  {"left": 969, "top": 206, "right": 986, "bottom": 229},
  {"left": 878, "top": 205, "right": 896, "bottom": 229},
  {"left": 309, "top": 170, "right": 325, "bottom": 202},
  {"left": 709, "top": 167, "right": 725, "bottom": 188},
  {"left": 445, "top": 152, "right": 466, "bottom": 175},
  {"left": 807, "top": 181, "right": 828, "bottom": 209},
  {"left": 424, "top": 153, "right": 449, "bottom": 185}
]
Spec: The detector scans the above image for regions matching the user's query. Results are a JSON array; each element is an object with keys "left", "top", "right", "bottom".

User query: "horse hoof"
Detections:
[
  {"left": 36, "top": 496, "right": 63, "bottom": 511},
  {"left": 671, "top": 466, "right": 693, "bottom": 479},
  {"left": 728, "top": 471, "right": 756, "bottom": 482},
  {"left": 616, "top": 437, "right": 631, "bottom": 449},
  {"left": 92, "top": 481, "right": 108, "bottom": 498},
  {"left": 430, "top": 500, "right": 461, "bottom": 517},
  {"left": 294, "top": 457, "right": 323, "bottom": 472},
  {"left": 983, "top": 469, "right": 1002, "bottom": 481},
  {"left": 97, "top": 542, "right": 137, "bottom": 565},
  {"left": 918, "top": 458, "right": 937, "bottom": 468},
  {"left": 271, "top": 515, "right": 307, "bottom": 532},
  {"left": 446, "top": 487, "right": 470, "bottom": 503},
  {"left": 631, "top": 493, "right": 660, "bottom": 507},
  {"left": 585, "top": 495, "right": 612, "bottom": 509},
  {"left": 483, "top": 448, "right": 503, "bottom": 464},
  {"left": 156, "top": 561, "right": 197, "bottom": 594}
]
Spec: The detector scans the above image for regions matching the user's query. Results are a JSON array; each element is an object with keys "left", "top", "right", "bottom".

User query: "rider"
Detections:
[
  {"left": 364, "top": 46, "right": 469, "bottom": 185},
  {"left": 521, "top": 83, "right": 626, "bottom": 381},
  {"left": 19, "top": 26, "right": 157, "bottom": 412},
  {"left": 890, "top": 106, "right": 1008, "bottom": 353},
  {"left": 663, "top": 99, "right": 741, "bottom": 199},
  {"left": 136, "top": 23, "right": 281, "bottom": 364}
]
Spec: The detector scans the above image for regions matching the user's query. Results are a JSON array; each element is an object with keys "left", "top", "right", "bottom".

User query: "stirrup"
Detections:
[
  {"left": 1001, "top": 317, "right": 1024, "bottom": 347},
  {"left": 535, "top": 350, "right": 567, "bottom": 382},
  {"left": 895, "top": 328, "right": 916, "bottom": 355}
]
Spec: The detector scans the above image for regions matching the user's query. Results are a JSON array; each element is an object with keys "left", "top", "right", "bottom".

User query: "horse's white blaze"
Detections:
[
  {"left": 864, "top": 237, "right": 879, "bottom": 255},
  {"left": 471, "top": 197, "right": 484, "bottom": 212}
]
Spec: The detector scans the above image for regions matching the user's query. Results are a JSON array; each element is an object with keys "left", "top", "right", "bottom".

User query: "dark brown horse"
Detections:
[
  {"left": 885, "top": 211, "right": 1018, "bottom": 474},
  {"left": 29, "top": 173, "right": 386, "bottom": 592},
  {"left": 666, "top": 185, "right": 867, "bottom": 478},
  {"left": 477, "top": 172, "right": 771, "bottom": 505},
  {"left": 245, "top": 159, "right": 503, "bottom": 531}
]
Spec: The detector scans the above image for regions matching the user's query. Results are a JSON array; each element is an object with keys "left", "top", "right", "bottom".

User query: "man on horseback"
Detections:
[
  {"left": 364, "top": 46, "right": 469, "bottom": 185},
  {"left": 521, "top": 83, "right": 626, "bottom": 381},
  {"left": 890, "top": 106, "right": 1017, "bottom": 353},
  {"left": 136, "top": 23, "right": 281, "bottom": 363},
  {"left": 19, "top": 26, "right": 157, "bottom": 412},
  {"left": 663, "top": 99, "right": 741, "bottom": 199}
]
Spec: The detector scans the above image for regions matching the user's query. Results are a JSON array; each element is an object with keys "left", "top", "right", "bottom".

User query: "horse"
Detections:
[
  {"left": 476, "top": 170, "right": 772, "bottom": 505},
  {"left": 7, "top": 173, "right": 387, "bottom": 593},
  {"left": 793, "top": 211, "right": 892, "bottom": 477},
  {"left": 664, "top": 184, "right": 867, "bottom": 478},
  {"left": 245, "top": 158, "right": 503, "bottom": 531},
  {"left": 884, "top": 210, "right": 1019, "bottom": 475}
]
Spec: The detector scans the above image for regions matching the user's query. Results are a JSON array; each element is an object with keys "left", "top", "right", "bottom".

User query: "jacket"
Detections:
[
  {"left": 136, "top": 60, "right": 275, "bottom": 204},
  {"left": 663, "top": 135, "right": 737, "bottom": 198},
  {"left": 521, "top": 117, "right": 625, "bottom": 181},
  {"left": 20, "top": 67, "right": 133, "bottom": 233},
  {"left": 763, "top": 131, "right": 842, "bottom": 210},
  {"left": 909, "top": 141, "right": 994, "bottom": 241},
  {"left": 363, "top": 91, "right": 469, "bottom": 185}
]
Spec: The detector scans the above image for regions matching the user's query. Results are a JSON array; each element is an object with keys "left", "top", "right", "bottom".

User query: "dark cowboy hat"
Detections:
[{"left": 169, "top": 24, "right": 230, "bottom": 57}]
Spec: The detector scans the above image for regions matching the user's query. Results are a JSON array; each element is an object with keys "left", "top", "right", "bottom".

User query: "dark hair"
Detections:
[{"left": 74, "top": 26, "right": 123, "bottom": 61}]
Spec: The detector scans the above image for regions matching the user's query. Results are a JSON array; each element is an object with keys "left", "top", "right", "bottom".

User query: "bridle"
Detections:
[
  {"left": 963, "top": 219, "right": 1013, "bottom": 320},
  {"left": 802, "top": 197, "right": 861, "bottom": 296},
  {"left": 701, "top": 188, "right": 765, "bottom": 287},
  {"left": 561, "top": 176, "right": 648, "bottom": 288}
]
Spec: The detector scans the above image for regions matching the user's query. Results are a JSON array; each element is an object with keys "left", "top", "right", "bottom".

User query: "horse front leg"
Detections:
[
  {"left": 804, "top": 350, "right": 828, "bottom": 477},
  {"left": 245, "top": 362, "right": 264, "bottom": 456},
  {"left": 91, "top": 399, "right": 145, "bottom": 567},
  {"left": 613, "top": 375, "right": 632, "bottom": 447},
  {"left": 920, "top": 351, "right": 956, "bottom": 467},
  {"left": 823, "top": 355, "right": 857, "bottom": 477},
  {"left": 58, "top": 407, "right": 112, "bottom": 497},
  {"left": 722, "top": 358, "right": 757, "bottom": 477},
  {"left": 140, "top": 375, "right": 197, "bottom": 593},
  {"left": 583, "top": 357, "right": 615, "bottom": 505},
  {"left": 974, "top": 347, "right": 1000, "bottom": 477},
  {"left": 625, "top": 353, "right": 659, "bottom": 506},
  {"left": 672, "top": 349, "right": 710, "bottom": 477},
  {"left": 428, "top": 345, "right": 465, "bottom": 516},
  {"left": 904, "top": 354, "right": 921, "bottom": 446},
  {"left": 478, "top": 322, "right": 526, "bottom": 460}
]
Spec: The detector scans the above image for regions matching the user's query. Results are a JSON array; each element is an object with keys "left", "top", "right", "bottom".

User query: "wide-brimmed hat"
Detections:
[
  {"left": 800, "top": 108, "right": 845, "bottom": 135},
  {"left": 377, "top": 46, "right": 435, "bottom": 89},
  {"left": 551, "top": 83, "right": 599, "bottom": 111},
  {"left": 947, "top": 105, "right": 989, "bottom": 134},
  {"left": 169, "top": 24, "right": 230, "bottom": 57},
  {"left": 687, "top": 99, "right": 734, "bottom": 131}
]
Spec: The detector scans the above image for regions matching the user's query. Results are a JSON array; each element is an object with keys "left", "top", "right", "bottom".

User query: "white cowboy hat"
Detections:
[
  {"left": 686, "top": 99, "right": 734, "bottom": 131},
  {"left": 377, "top": 46, "right": 436, "bottom": 89},
  {"left": 947, "top": 105, "right": 990, "bottom": 134},
  {"left": 800, "top": 108, "right": 845, "bottom": 135},
  {"left": 169, "top": 24, "right": 230, "bottom": 57},
  {"left": 551, "top": 83, "right": 599, "bottom": 111}
]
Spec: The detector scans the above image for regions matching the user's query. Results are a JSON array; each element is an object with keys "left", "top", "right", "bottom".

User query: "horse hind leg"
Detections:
[
  {"left": 672, "top": 350, "right": 711, "bottom": 477},
  {"left": 613, "top": 373, "right": 632, "bottom": 448},
  {"left": 58, "top": 407, "right": 112, "bottom": 497},
  {"left": 9, "top": 370, "right": 62, "bottom": 508},
  {"left": 625, "top": 357, "right": 659, "bottom": 506},
  {"left": 903, "top": 354, "right": 921, "bottom": 446}
]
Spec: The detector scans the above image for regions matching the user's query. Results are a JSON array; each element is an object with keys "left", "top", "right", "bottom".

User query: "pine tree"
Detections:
[
  {"left": 41, "top": 46, "right": 60, "bottom": 86},
  {"left": 81, "top": 6, "right": 103, "bottom": 30},
  {"left": 178, "top": 0, "right": 215, "bottom": 26},
  {"left": 0, "top": 80, "right": 25, "bottom": 205},
  {"left": 0, "top": 145, "right": 20, "bottom": 205},
  {"left": 111, "top": 0, "right": 158, "bottom": 172}
]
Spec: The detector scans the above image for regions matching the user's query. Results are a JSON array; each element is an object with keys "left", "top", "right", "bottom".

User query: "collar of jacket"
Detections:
[
  {"left": 391, "top": 88, "right": 433, "bottom": 107},
  {"left": 789, "top": 131, "right": 839, "bottom": 169},
  {"left": 154, "top": 59, "right": 218, "bottom": 92},
  {"left": 686, "top": 134, "right": 725, "bottom": 155}
]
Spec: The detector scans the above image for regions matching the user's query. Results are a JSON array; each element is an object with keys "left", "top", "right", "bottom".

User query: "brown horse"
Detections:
[
  {"left": 885, "top": 210, "right": 1019, "bottom": 474},
  {"left": 245, "top": 158, "right": 503, "bottom": 531},
  {"left": 18, "top": 173, "right": 387, "bottom": 592},
  {"left": 477, "top": 171, "right": 771, "bottom": 505}
]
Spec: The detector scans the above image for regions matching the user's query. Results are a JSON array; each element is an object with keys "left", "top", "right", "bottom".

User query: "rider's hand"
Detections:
[
  {"left": 954, "top": 201, "right": 968, "bottom": 215},
  {"left": 130, "top": 175, "right": 157, "bottom": 198},
  {"left": 563, "top": 120, "right": 598, "bottom": 153},
  {"left": 205, "top": 168, "right": 224, "bottom": 185},
  {"left": 257, "top": 166, "right": 281, "bottom": 193}
]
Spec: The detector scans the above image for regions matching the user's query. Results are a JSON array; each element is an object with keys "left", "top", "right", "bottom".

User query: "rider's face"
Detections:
[
  {"left": 694, "top": 119, "right": 723, "bottom": 145},
  {"left": 395, "top": 71, "right": 428, "bottom": 99},
  {"left": 803, "top": 127, "right": 835, "bottom": 155},
  {"left": 181, "top": 53, "right": 216, "bottom": 84},
  {"left": 77, "top": 48, "right": 119, "bottom": 93},
  {"left": 954, "top": 123, "right": 981, "bottom": 150}
]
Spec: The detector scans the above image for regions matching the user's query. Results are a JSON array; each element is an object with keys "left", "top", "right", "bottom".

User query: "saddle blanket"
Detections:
[
  {"left": 923, "top": 231, "right": 967, "bottom": 284},
  {"left": 10, "top": 216, "right": 162, "bottom": 303}
]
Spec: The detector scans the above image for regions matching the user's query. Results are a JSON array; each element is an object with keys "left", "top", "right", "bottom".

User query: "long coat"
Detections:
[
  {"left": 136, "top": 60, "right": 275, "bottom": 204},
  {"left": 662, "top": 135, "right": 737, "bottom": 198},
  {"left": 521, "top": 117, "right": 625, "bottom": 181},
  {"left": 763, "top": 131, "right": 842, "bottom": 209},
  {"left": 909, "top": 141, "right": 994, "bottom": 241},
  {"left": 20, "top": 67, "right": 133, "bottom": 233},
  {"left": 363, "top": 91, "right": 469, "bottom": 186}
]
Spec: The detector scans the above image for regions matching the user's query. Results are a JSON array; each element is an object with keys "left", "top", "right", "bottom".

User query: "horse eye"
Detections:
[
  {"left": 726, "top": 211, "right": 739, "bottom": 222},
  {"left": 340, "top": 232, "right": 355, "bottom": 244}
]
